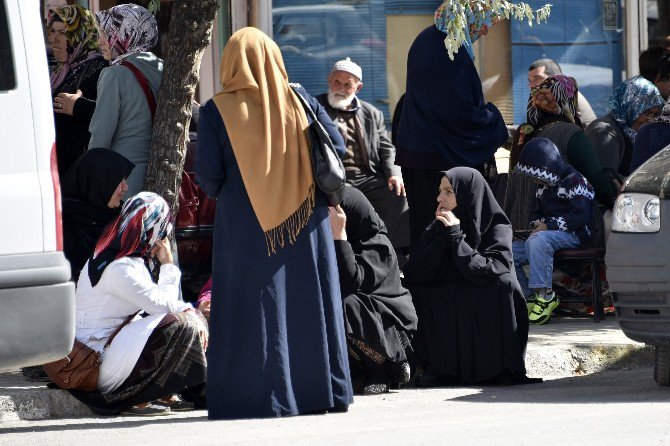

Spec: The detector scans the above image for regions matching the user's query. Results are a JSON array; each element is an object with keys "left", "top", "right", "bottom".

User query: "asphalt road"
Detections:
[{"left": 1, "top": 367, "right": 669, "bottom": 446}]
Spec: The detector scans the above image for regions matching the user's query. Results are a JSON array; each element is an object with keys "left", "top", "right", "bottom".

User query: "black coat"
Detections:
[
  {"left": 53, "top": 57, "right": 108, "bottom": 179},
  {"left": 403, "top": 167, "right": 529, "bottom": 384}
]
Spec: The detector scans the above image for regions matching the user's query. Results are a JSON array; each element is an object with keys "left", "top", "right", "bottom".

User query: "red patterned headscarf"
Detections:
[{"left": 88, "top": 192, "right": 172, "bottom": 286}]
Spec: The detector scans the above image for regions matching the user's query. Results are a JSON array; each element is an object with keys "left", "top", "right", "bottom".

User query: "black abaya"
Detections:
[
  {"left": 334, "top": 187, "right": 417, "bottom": 387},
  {"left": 403, "top": 167, "right": 529, "bottom": 384}
]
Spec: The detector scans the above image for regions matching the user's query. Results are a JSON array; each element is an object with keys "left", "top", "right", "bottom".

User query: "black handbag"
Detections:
[{"left": 290, "top": 84, "right": 346, "bottom": 206}]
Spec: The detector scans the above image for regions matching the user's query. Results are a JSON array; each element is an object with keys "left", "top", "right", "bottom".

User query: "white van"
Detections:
[{"left": 0, "top": 0, "right": 75, "bottom": 371}]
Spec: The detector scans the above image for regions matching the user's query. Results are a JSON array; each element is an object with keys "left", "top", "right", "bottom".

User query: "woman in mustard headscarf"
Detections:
[{"left": 195, "top": 27, "right": 352, "bottom": 420}]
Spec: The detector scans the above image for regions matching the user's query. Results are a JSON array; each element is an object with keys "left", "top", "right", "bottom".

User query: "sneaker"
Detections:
[
  {"left": 525, "top": 298, "right": 536, "bottom": 316},
  {"left": 529, "top": 292, "right": 559, "bottom": 325},
  {"left": 120, "top": 403, "right": 172, "bottom": 417}
]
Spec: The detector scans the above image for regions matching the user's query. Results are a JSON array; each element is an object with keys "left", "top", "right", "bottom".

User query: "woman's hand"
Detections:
[
  {"left": 328, "top": 205, "right": 347, "bottom": 240},
  {"left": 435, "top": 205, "right": 460, "bottom": 227},
  {"left": 53, "top": 90, "right": 82, "bottom": 116},
  {"left": 530, "top": 221, "right": 548, "bottom": 234},
  {"left": 184, "top": 308, "right": 209, "bottom": 351},
  {"left": 197, "top": 300, "right": 211, "bottom": 321},
  {"left": 531, "top": 88, "right": 559, "bottom": 114},
  {"left": 149, "top": 237, "right": 174, "bottom": 265}
]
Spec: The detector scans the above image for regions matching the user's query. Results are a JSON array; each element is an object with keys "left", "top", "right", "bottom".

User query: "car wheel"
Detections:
[{"left": 653, "top": 345, "right": 670, "bottom": 386}]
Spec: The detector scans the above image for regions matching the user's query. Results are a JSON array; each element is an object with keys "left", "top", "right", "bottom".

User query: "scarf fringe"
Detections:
[{"left": 264, "top": 183, "right": 316, "bottom": 256}]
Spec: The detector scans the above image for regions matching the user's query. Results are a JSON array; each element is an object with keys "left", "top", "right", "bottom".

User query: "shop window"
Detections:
[
  {"left": 649, "top": 1, "right": 670, "bottom": 47},
  {"left": 273, "top": 0, "right": 390, "bottom": 122}
]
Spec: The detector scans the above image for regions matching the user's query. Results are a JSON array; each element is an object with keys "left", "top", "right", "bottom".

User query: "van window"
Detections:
[{"left": 0, "top": 0, "right": 16, "bottom": 91}]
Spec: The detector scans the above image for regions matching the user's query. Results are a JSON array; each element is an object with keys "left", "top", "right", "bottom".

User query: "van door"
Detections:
[{"left": 0, "top": 0, "right": 45, "bottom": 255}]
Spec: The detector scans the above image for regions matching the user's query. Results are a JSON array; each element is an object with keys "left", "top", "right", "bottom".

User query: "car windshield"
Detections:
[{"left": 624, "top": 146, "right": 670, "bottom": 197}]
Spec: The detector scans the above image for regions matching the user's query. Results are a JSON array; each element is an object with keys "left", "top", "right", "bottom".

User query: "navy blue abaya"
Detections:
[{"left": 195, "top": 90, "right": 353, "bottom": 420}]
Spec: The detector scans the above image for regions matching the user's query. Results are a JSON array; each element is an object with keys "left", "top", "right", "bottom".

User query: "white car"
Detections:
[{"left": 0, "top": 0, "right": 75, "bottom": 371}]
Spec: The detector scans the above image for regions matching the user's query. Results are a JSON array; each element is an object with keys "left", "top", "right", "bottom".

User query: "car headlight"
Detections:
[{"left": 612, "top": 193, "right": 661, "bottom": 233}]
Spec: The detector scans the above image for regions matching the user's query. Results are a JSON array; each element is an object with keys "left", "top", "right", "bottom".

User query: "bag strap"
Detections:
[
  {"left": 289, "top": 83, "right": 317, "bottom": 122},
  {"left": 121, "top": 60, "right": 157, "bottom": 121},
  {"left": 104, "top": 310, "right": 141, "bottom": 349}
]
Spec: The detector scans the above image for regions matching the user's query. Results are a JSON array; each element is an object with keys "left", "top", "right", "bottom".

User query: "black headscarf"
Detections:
[
  {"left": 61, "top": 149, "right": 135, "bottom": 208},
  {"left": 443, "top": 166, "right": 514, "bottom": 274},
  {"left": 339, "top": 186, "right": 417, "bottom": 324},
  {"left": 341, "top": 187, "right": 398, "bottom": 294},
  {"left": 61, "top": 149, "right": 134, "bottom": 282},
  {"left": 337, "top": 187, "right": 417, "bottom": 363}
]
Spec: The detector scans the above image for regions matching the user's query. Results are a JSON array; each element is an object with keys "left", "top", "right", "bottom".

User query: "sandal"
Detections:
[
  {"left": 120, "top": 403, "right": 171, "bottom": 417},
  {"left": 156, "top": 395, "right": 195, "bottom": 412}
]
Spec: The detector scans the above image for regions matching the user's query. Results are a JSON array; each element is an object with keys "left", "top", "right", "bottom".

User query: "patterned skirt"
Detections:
[{"left": 70, "top": 312, "right": 207, "bottom": 415}]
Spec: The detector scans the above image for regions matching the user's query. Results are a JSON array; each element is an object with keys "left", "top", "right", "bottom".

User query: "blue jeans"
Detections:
[{"left": 512, "top": 230, "right": 581, "bottom": 298}]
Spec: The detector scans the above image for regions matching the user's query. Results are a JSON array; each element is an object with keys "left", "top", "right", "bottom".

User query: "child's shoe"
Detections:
[
  {"left": 525, "top": 297, "right": 536, "bottom": 316},
  {"left": 529, "top": 291, "right": 559, "bottom": 325}
]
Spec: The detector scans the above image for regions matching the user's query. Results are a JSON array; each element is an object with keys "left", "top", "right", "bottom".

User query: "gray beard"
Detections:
[{"left": 327, "top": 89, "right": 355, "bottom": 110}]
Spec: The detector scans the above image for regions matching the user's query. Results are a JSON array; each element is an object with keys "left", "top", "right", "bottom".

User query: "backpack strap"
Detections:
[{"left": 121, "top": 60, "right": 157, "bottom": 121}]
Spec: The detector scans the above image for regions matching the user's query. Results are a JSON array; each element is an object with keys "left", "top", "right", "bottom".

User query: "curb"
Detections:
[
  {"left": 0, "top": 373, "right": 93, "bottom": 422},
  {"left": 525, "top": 343, "right": 654, "bottom": 378},
  {"left": 0, "top": 343, "right": 654, "bottom": 421}
]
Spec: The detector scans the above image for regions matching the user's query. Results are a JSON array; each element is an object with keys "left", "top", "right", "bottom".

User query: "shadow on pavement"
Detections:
[
  {"left": 0, "top": 414, "right": 209, "bottom": 434},
  {"left": 448, "top": 366, "right": 670, "bottom": 404}
]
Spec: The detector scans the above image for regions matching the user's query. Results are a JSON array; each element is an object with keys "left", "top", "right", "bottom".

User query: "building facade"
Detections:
[{"left": 47, "top": 0, "right": 668, "bottom": 125}]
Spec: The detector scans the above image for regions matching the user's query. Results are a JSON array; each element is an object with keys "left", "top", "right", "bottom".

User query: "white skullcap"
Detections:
[{"left": 331, "top": 57, "right": 362, "bottom": 81}]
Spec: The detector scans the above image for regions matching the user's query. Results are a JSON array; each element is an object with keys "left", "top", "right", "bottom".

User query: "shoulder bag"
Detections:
[
  {"left": 42, "top": 311, "right": 139, "bottom": 392},
  {"left": 290, "top": 83, "right": 346, "bottom": 206}
]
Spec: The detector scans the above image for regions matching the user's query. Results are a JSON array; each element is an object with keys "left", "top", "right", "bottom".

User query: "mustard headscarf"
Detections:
[{"left": 214, "top": 27, "right": 314, "bottom": 255}]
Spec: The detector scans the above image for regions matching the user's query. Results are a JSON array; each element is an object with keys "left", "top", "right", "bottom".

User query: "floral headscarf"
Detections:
[
  {"left": 434, "top": 0, "right": 551, "bottom": 60},
  {"left": 605, "top": 76, "right": 665, "bottom": 143},
  {"left": 513, "top": 75, "right": 581, "bottom": 160},
  {"left": 47, "top": 5, "right": 101, "bottom": 92},
  {"left": 96, "top": 4, "right": 158, "bottom": 65},
  {"left": 527, "top": 75, "right": 580, "bottom": 128},
  {"left": 88, "top": 192, "right": 173, "bottom": 286}
]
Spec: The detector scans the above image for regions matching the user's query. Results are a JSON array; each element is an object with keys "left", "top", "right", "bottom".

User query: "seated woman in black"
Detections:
[
  {"left": 404, "top": 167, "right": 534, "bottom": 386},
  {"left": 329, "top": 187, "right": 418, "bottom": 394},
  {"left": 61, "top": 149, "right": 134, "bottom": 282}
]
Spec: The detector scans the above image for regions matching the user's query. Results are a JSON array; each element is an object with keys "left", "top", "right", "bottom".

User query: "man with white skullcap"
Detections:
[{"left": 316, "top": 58, "right": 409, "bottom": 258}]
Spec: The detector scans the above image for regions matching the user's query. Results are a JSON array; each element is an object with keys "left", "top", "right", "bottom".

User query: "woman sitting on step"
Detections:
[
  {"left": 329, "top": 187, "right": 418, "bottom": 394},
  {"left": 404, "top": 168, "right": 536, "bottom": 386}
]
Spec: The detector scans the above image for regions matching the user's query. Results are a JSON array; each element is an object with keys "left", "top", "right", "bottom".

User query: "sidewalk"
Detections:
[{"left": 0, "top": 316, "right": 653, "bottom": 422}]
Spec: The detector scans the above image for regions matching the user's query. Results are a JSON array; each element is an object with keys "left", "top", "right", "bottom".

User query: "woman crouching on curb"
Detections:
[{"left": 71, "top": 192, "right": 208, "bottom": 416}]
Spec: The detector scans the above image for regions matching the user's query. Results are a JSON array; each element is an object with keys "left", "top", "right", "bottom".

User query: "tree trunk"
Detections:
[{"left": 145, "top": 0, "right": 220, "bottom": 214}]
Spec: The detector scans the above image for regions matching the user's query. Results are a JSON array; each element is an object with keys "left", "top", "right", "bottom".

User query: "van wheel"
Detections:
[{"left": 654, "top": 345, "right": 670, "bottom": 386}]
